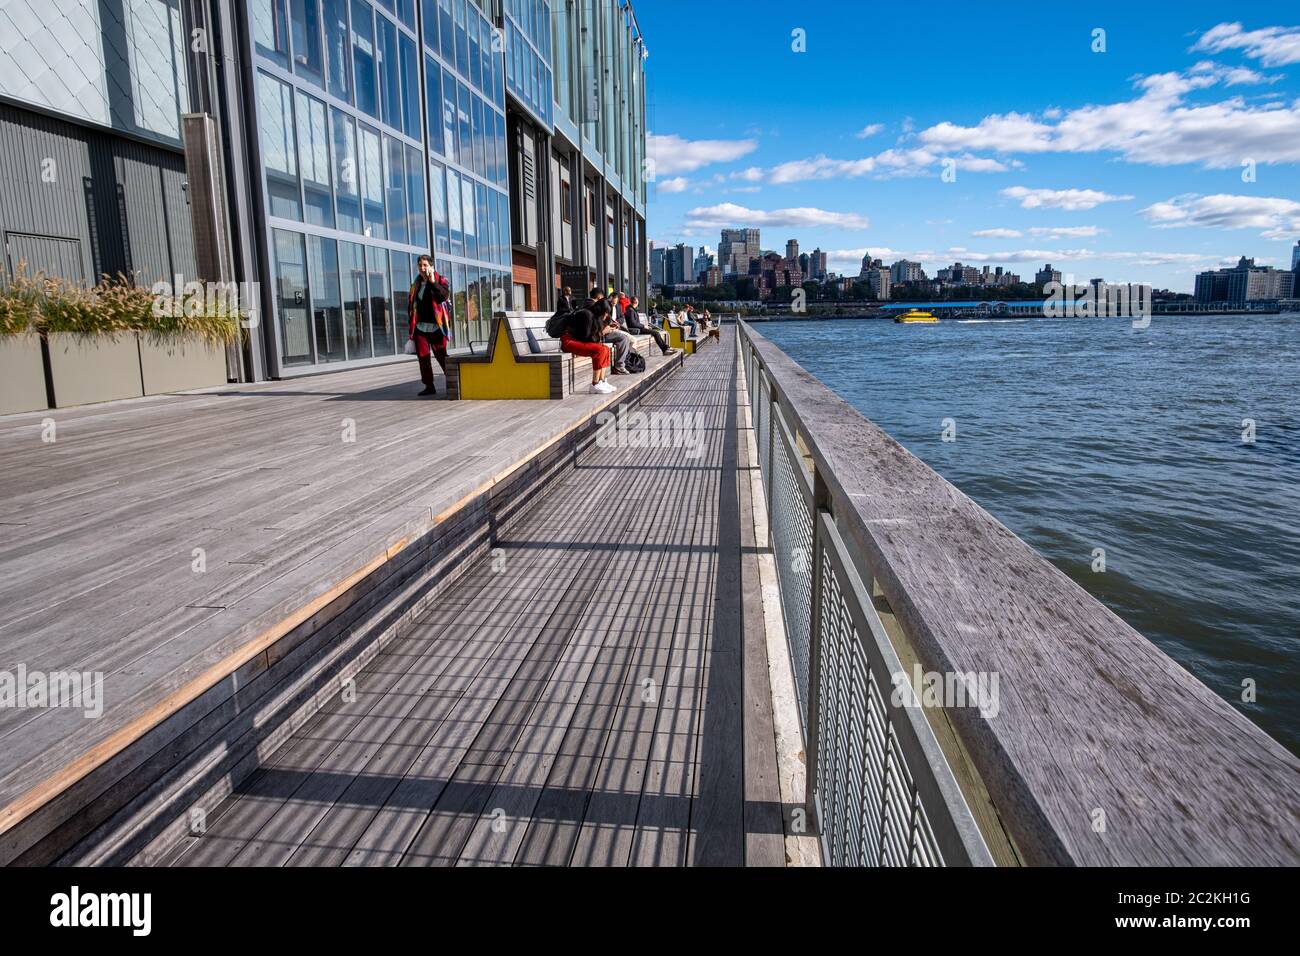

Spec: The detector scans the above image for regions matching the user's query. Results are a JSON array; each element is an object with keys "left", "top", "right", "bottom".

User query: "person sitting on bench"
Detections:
[
  {"left": 560, "top": 299, "right": 617, "bottom": 394},
  {"left": 623, "top": 296, "right": 676, "bottom": 356}
]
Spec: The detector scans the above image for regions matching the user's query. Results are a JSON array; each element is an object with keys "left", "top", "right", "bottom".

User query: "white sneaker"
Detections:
[{"left": 592, "top": 381, "right": 616, "bottom": 394}]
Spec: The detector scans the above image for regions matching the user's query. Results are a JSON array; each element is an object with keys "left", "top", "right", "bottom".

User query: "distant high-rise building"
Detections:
[
  {"left": 865, "top": 268, "right": 891, "bottom": 301},
  {"left": 719, "top": 228, "right": 761, "bottom": 275},
  {"left": 785, "top": 239, "right": 799, "bottom": 261},
  {"left": 693, "top": 247, "right": 716, "bottom": 281},
  {"left": 1196, "top": 256, "right": 1294, "bottom": 304},
  {"left": 806, "top": 248, "right": 828, "bottom": 281},
  {"left": 1035, "top": 264, "right": 1063, "bottom": 286},
  {"left": 889, "top": 260, "right": 925, "bottom": 284},
  {"left": 665, "top": 244, "right": 694, "bottom": 286},
  {"left": 1292, "top": 240, "right": 1300, "bottom": 271},
  {"left": 649, "top": 246, "right": 667, "bottom": 287}
]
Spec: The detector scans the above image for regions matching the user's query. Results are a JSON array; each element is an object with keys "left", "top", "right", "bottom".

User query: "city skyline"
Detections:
[{"left": 637, "top": 2, "right": 1300, "bottom": 291}]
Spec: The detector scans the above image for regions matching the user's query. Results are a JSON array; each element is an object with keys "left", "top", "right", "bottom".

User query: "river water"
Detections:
[{"left": 760, "top": 313, "right": 1300, "bottom": 754}]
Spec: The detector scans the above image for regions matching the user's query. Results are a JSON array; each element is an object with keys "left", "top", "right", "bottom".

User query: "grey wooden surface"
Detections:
[
  {"left": 740, "top": 322, "right": 1300, "bottom": 866},
  {"left": 0, "top": 349, "right": 690, "bottom": 839},
  {"left": 155, "top": 328, "right": 787, "bottom": 866}
]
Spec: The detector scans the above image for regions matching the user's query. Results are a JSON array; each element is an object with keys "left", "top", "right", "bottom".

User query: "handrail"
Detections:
[{"left": 738, "top": 320, "right": 1300, "bottom": 866}]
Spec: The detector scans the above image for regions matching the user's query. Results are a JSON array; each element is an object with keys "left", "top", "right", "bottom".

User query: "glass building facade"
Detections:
[{"left": 251, "top": 0, "right": 512, "bottom": 373}]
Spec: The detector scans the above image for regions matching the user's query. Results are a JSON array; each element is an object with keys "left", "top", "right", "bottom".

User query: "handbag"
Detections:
[{"left": 404, "top": 337, "right": 417, "bottom": 355}]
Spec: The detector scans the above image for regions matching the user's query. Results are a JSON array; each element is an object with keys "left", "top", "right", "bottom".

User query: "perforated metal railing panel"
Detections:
[{"left": 739, "top": 323, "right": 994, "bottom": 868}]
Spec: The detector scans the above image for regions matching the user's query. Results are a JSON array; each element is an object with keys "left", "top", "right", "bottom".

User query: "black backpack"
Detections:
[
  {"left": 625, "top": 350, "right": 646, "bottom": 373},
  {"left": 545, "top": 308, "right": 569, "bottom": 338}
]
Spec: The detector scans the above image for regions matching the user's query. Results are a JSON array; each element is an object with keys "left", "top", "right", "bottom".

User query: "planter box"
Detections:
[
  {"left": 46, "top": 334, "right": 144, "bottom": 408},
  {"left": 139, "top": 337, "right": 229, "bottom": 395},
  {"left": 0, "top": 335, "right": 49, "bottom": 415}
]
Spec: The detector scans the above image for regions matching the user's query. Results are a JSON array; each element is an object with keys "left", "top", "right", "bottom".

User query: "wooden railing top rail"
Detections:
[{"left": 740, "top": 321, "right": 1300, "bottom": 866}]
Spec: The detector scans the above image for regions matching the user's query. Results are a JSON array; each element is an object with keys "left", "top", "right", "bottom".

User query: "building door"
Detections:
[{"left": 4, "top": 233, "right": 87, "bottom": 285}]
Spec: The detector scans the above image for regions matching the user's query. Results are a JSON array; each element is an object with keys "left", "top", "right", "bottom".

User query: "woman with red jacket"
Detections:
[{"left": 408, "top": 255, "right": 451, "bottom": 396}]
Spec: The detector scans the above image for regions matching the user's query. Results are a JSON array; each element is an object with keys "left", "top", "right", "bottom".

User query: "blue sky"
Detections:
[{"left": 636, "top": 2, "right": 1300, "bottom": 290}]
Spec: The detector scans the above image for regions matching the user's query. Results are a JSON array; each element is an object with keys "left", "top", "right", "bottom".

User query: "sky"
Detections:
[{"left": 635, "top": 1, "right": 1300, "bottom": 291}]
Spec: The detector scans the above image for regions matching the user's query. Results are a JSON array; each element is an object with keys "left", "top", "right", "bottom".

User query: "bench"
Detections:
[
  {"left": 660, "top": 315, "right": 708, "bottom": 354},
  {"left": 446, "top": 311, "right": 655, "bottom": 400}
]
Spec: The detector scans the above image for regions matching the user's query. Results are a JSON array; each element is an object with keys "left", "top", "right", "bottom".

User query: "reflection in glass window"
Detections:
[
  {"left": 438, "top": 0, "right": 454, "bottom": 66},
  {"left": 289, "top": 0, "right": 323, "bottom": 87},
  {"left": 351, "top": 0, "right": 378, "bottom": 117},
  {"left": 406, "top": 144, "right": 426, "bottom": 248},
  {"left": 258, "top": 73, "right": 301, "bottom": 220},
  {"left": 465, "top": 266, "right": 480, "bottom": 342},
  {"left": 422, "top": 0, "right": 439, "bottom": 52},
  {"left": 340, "top": 240, "right": 369, "bottom": 357},
  {"left": 461, "top": 175, "right": 476, "bottom": 260},
  {"left": 446, "top": 168, "right": 462, "bottom": 256},
  {"left": 471, "top": 95, "right": 484, "bottom": 177},
  {"left": 296, "top": 91, "right": 334, "bottom": 226},
  {"left": 424, "top": 55, "right": 443, "bottom": 156},
  {"left": 273, "top": 229, "right": 312, "bottom": 365},
  {"left": 396, "top": 0, "right": 416, "bottom": 30},
  {"left": 331, "top": 108, "right": 362, "bottom": 232},
  {"left": 377, "top": 15, "right": 401, "bottom": 132},
  {"left": 454, "top": 0, "right": 468, "bottom": 77},
  {"left": 367, "top": 245, "right": 394, "bottom": 354},
  {"left": 479, "top": 16, "right": 493, "bottom": 101},
  {"left": 466, "top": 8, "right": 481, "bottom": 92},
  {"left": 253, "top": 0, "right": 290, "bottom": 68},
  {"left": 390, "top": 250, "right": 411, "bottom": 345},
  {"left": 399, "top": 32, "right": 422, "bottom": 140},
  {"left": 429, "top": 160, "right": 449, "bottom": 253},
  {"left": 307, "top": 235, "right": 345, "bottom": 361},
  {"left": 441, "top": 77, "right": 457, "bottom": 165},
  {"left": 323, "top": 0, "right": 351, "bottom": 101},
  {"left": 475, "top": 181, "right": 488, "bottom": 265},
  {"left": 436, "top": 255, "right": 455, "bottom": 328},
  {"left": 452, "top": 261, "right": 468, "bottom": 345},
  {"left": 359, "top": 123, "right": 386, "bottom": 238},
  {"left": 457, "top": 82, "right": 471, "bottom": 172},
  {"left": 384, "top": 135, "right": 408, "bottom": 245}
]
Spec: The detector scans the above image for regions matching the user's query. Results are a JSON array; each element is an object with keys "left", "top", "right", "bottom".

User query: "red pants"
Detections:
[
  {"left": 415, "top": 330, "right": 447, "bottom": 386},
  {"left": 560, "top": 333, "right": 610, "bottom": 370}
]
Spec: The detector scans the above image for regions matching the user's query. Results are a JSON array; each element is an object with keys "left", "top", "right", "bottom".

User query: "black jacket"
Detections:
[{"left": 561, "top": 308, "right": 602, "bottom": 342}]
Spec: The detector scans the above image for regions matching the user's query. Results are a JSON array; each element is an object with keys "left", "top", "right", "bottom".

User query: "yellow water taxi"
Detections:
[{"left": 895, "top": 309, "right": 940, "bottom": 324}]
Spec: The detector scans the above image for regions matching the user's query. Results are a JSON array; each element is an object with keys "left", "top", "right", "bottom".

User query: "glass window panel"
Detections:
[
  {"left": 446, "top": 168, "right": 463, "bottom": 255},
  {"left": 257, "top": 73, "right": 301, "bottom": 221},
  {"left": 253, "top": 0, "right": 290, "bottom": 68},
  {"left": 331, "top": 108, "right": 362, "bottom": 232},
  {"left": 322, "top": 0, "right": 351, "bottom": 101},
  {"left": 454, "top": 0, "right": 469, "bottom": 77},
  {"left": 374, "top": 0, "right": 394, "bottom": 12},
  {"left": 272, "top": 229, "right": 312, "bottom": 365},
  {"left": 441, "top": 75, "right": 457, "bottom": 164},
  {"left": 424, "top": 55, "right": 443, "bottom": 156},
  {"left": 475, "top": 181, "right": 488, "bottom": 265},
  {"left": 465, "top": 266, "right": 481, "bottom": 343},
  {"left": 307, "top": 235, "right": 345, "bottom": 362},
  {"left": 391, "top": 250, "right": 411, "bottom": 345},
  {"left": 377, "top": 15, "right": 402, "bottom": 131},
  {"left": 396, "top": 0, "right": 416, "bottom": 30},
  {"left": 436, "top": 255, "right": 456, "bottom": 329},
  {"left": 478, "top": 16, "right": 493, "bottom": 99},
  {"left": 466, "top": 9, "right": 481, "bottom": 92},
  {"left": 429, "top": 160, "right": 449, "bottom": 253},
  {"left": 289, "top": 0, "right": 324, "bottom": 86},
  {"left": 461, "top": 173, "right": 476, "bottom": 260},
  {"left": 340, "top": 240, "right": 370, "bottom": 357},
  {"left": 456, "top": 82, "right": 471, "bottom": 171},
  {"left": 399, "top": 32, "right": 422, "bottom": 140},
  {"left": 367, "top": 245, "right": 394, "bottom": 354},
  {"left": 358, "top": 123, "right": 386, "bottom": 238},
  {"left": 471, "top": 94, "right": 484, "bottom": 177},
  {"left": 384, "top": 135, "right": 409, "bottom": 245},
  {"left": 406, "top": 143, "right": 426, "bottom": 248},
  {"left": 296, "top": 91, "right": 334, "bottom": 227},
  {"left": 438, "top": 0, "right": 454, "bottom": 64},
  {"left": 421, "top": 0, "right": 439, "bottom": 51},
  {"left": 351, "top": 0, "right": 378, "bottom": 117},
  {"left": 452, "top": 261, "right": 468, "bottom": 346}
]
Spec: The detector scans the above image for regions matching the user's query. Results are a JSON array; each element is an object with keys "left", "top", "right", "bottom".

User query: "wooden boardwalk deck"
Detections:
[
  {"left": 0, "top": 348, "right": 700, "bottom": 856},
  {"left": 157, "top": 327, "right": 788, "bottom": 866}
]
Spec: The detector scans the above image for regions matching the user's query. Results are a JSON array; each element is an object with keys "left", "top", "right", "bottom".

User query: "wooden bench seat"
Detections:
[
  {"left": 446, "top": 312, "right": 655, "bottom": 400},
  {"left": 659, "top": 316, "right": 708, "bottom": 355}
]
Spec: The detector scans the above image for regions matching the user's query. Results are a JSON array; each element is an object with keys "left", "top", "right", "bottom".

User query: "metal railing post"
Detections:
[{"left": 803, "top": 466, "right": 831, "bottom": 847}]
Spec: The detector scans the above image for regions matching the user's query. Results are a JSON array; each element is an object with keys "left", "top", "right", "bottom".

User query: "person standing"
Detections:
[{"left": 408, "top": 255, "right": 451, "bottom": 397}]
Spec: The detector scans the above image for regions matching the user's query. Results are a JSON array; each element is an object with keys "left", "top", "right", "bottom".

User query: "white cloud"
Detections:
[
  {"left": 766, "top": 148, "right": 1019, "bottom": 184},
  {"left": 974, "top": 226, "right": 1105, "bottom": 239},
  {"left": 647, "top": 133, "right": 758, "bottom": 176},
  {"left": 658, "top": 176, "right": 690, "bottom": 193},
  {"left": 732, "top": 166, "right": 764, "bottom": 182},
  {"left": 1192, "top": 23, "right": 1300, "bottom": 67},
  {"left": 919, "top": 64, "right": 1300, "bottom": 169},
  {"left": 1141, "top": 193, "right": 1300, "bottom": 239},
  {"left": 854, "top": 123, "right": 884, "bottom": 139},
  {"left": 684, "top": 203, "right": 869, "bottom": 230},
  {"left": 973, "top": 228, "right": 1023, "bottom": 238},
  {"left": 1001, "top": 187, "right": 1134, "bottom": 211}
]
